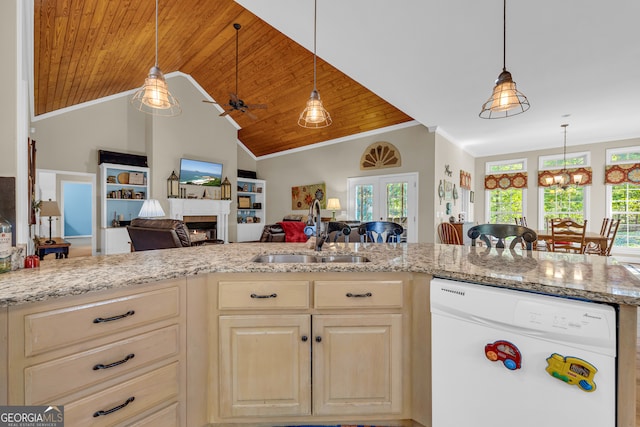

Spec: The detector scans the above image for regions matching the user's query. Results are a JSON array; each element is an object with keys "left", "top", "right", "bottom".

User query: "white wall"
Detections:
[
  {"left": 256, "top": 124, "right": 439, "bottom": 243},
  {"left": 0, "top": 0, "right": 17, "bottom": 177}
]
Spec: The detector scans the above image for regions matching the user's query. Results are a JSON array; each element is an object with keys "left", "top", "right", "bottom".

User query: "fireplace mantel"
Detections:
[{"left": 168, "top": 199, "right": 231, "bottom": 243}]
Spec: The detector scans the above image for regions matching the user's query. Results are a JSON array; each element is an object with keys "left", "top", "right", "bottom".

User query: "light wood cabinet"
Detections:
[
  {"left": 213, "top": 274, "right": 408, "bottom": 423},
  {"left": 8, "top": 278, "right": 186, "bottom": 425}
]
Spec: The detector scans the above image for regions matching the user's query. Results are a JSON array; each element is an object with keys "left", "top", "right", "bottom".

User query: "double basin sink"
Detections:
[{"left": 252, "top": 254, "right": 370, "bottom": 263}]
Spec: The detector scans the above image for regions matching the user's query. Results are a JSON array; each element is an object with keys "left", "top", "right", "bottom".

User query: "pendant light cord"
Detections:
[
  {"left": 502, "top": 0, "right": 506, "bottom": 72},
  {"left": 313, "top": 0, "right": 318, "bottom": 91},
  {"left": 154, "top": 0, "right": 159, "bottom": 67}
]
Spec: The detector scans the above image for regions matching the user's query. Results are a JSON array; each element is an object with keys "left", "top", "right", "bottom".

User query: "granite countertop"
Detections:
[{"left": 1, "top": 242, "right": 639, "bottom": 307}]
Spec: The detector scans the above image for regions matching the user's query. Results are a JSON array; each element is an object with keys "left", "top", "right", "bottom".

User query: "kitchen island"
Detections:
[{"left": 0, "top": 242, "right": 637, "bottom": 426}]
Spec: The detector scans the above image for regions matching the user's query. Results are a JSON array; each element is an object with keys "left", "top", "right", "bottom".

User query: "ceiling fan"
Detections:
[{"left": 203, "top": 23, "right": 267, "bottom": 120}]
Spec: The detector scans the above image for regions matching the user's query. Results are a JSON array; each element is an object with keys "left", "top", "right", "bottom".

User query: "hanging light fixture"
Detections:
[
  {"left": 131, "top": 0, "right": 181, "bottom": 116},
  {"left": 545, "top": 124, "right": 583, "bottom": 189},
  {"left": 479, "top": 0, "right": 530, "bottom": 119},
  {"left": 298, "top": 0, "right": 332, "bottom": 128}
]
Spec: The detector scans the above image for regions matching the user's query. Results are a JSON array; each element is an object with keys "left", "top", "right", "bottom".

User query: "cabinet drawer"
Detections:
[
  {"left": 64, "top": 362, "right": 179, "bottom": 427},
  {"left": 25, "top": 325, "right": 180, "bottom": 404},
  {"left": 314, "top": 280, "right": 403, "bottom": 308},
  {"left": 24, "top": 286, "right": 180, "bottom": 357},
  {"left": 218, "top": 281, "right": 309, "bottom": 310}
]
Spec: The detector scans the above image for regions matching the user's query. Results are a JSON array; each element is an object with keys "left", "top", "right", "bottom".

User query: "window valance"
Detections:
[
  {"left": 537, "top": 167, "right": 592, "bottom": 187},
  {"left": 484, "top": 172, "right": 527, "bottom": 190},
  {"left": 604, "top": 163, "right": 640, "bottom": 184}
]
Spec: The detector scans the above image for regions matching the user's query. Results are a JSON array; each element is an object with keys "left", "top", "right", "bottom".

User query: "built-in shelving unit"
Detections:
[
  {"left": 100, "top": 162, "right": 150, "bottom": 254},
  {"left": 236, "top": 178, "right": 266, "bottom": 242}
]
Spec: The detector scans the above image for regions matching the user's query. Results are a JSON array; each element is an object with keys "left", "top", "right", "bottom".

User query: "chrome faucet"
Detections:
[{"left": 305, "top": 197, "right": 328, "bottom": 251}]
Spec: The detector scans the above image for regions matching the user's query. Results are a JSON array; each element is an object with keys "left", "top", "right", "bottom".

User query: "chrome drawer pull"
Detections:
[
  {"left": 93, "top": 396, "right": 135, "bottom": 417},
  {"left": 93, "top": 310, "right": 135, "bottom": 323},
  {"left": 346, "top": 292, "right": 373, "bottom": 298},
  {"left": 93, "top": 353, "right": 135, "bottom": 370},
  {"left": 250, "top": 293, "right": 277, "bottom": 299}
]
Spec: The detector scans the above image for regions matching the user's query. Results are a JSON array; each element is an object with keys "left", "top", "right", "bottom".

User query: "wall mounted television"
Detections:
[{"left": 179, "top": 158, "right": 223, "bottom": 186}]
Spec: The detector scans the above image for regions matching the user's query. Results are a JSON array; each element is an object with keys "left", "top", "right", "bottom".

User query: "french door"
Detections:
[{"left": 347, "top": 172, "right": 418, "bottom": 242}]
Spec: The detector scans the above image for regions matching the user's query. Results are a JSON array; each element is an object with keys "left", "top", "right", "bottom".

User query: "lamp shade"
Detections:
[
  {"left": 326, "top": 198, "right": 341, "bottom": 211},
  {"left": 39, "top": 200, "right": 61, "bottom": 217},
  {"left": 138, "top": 199, "right": 165, "bottom": 218}
]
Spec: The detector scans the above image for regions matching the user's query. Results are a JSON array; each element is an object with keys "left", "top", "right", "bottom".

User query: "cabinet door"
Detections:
[
  {"left": 218, "top": 315, "right": 311, "bottom": 417},
  {"left": 313, "top": 314, "right": 402, "bottom": 415}
]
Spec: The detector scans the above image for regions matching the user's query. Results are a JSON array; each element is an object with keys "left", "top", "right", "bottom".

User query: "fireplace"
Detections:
[
  {"left": 168, "top": 199, "right": 231, "bottom": 243},
  {"left": 183, "top": 215, "right": 217, "bottom": 242}
]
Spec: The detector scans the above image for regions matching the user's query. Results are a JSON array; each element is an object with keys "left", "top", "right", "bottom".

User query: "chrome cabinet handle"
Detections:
[
  {"left": 93, "top": 353, "right": 135, "bottom": 370},
  {"left": 250, "top": 293, "right": 277, "bottom": 299},
  {"left": 93, "top": 396, "right": 135, "bottom": 417},
  {"left": 93, "top": 310, "right": 135, "bottom": 323},
  {"left": 346, "top": 292, "right": 372, "bottom": 298}
]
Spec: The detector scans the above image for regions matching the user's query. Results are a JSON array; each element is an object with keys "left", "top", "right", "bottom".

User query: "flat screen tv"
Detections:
[{"left": 179, "top": 158, "right": 223, "bottom": 186}]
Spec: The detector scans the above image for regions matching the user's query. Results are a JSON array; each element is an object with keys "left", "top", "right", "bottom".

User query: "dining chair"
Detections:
[
  {"left": 357, "top": 221, "right": 404, "bottom": 243},
  {"left": 603, "top": 219, "right": 620, "bottom": 256},
  {"left": 437, "top": 222, "right": 462, "bottom": 245},
  {"left": 584, "top": 218, "right": 613, "bottom": 255},
  {"left": 549, "top": 219, "right": 588, "bottom": 254},
  {"left": 325, "top": 221, "right": 352, "bottom": 242},
  {"left": 467, "top": 224, "right": 538, "bottom": 250},
  {"left": 514, "top": 216, "right": 528, "bottom": 227}
]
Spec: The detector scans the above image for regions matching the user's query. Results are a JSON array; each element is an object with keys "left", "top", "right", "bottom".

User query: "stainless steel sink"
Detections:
[
  {"left": 317, "top": 255, "right": 370, "bottom": 263},
  {"left": 251, "top": 254, "right": 370, "bottom": 263},
  {"left": 252, "top": 254, "right": 319, "bottom": 263}
]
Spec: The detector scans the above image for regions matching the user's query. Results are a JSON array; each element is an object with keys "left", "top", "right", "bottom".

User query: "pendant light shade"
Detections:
[
  {"left": 131, "top": 0, "right": 181, "bottom": 117},
  {"left": 479, "top": 0, "right": 529, "bottom": 119},
  {"left": 298, "top": 0, "right": 331, "bottom": 128}
]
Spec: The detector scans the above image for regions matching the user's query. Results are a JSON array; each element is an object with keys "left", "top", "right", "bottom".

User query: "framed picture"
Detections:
[
  {"left": 253, "top": 202, "right": 262, "bottom": 209},
  {"left": 246, "top": 216, "right": 254, "bottom": 223},
  {"left": 238, "top": 196, "right": 251, "bottom": 208},
  {"left": 291, "top": 183, "right": 326, "bottom": 210},
  {"left": 444, "top": 180, "right": 453, "bottom": 200}
]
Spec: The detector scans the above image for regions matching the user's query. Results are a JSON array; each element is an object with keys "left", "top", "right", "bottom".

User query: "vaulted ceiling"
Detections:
[{"left": 33, "top": 0, "right": 413, "bottom": 158}]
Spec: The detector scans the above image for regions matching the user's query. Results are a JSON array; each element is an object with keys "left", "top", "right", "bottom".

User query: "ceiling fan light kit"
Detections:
[
  {"left": 131, "top": 0, "right": 181, "bottom": 116},
  {"left": 298, "top": 0, "right": 332, "bottom": 128},
  {"left": 479, "top": 0, "right": 529, "bottom": 119}
]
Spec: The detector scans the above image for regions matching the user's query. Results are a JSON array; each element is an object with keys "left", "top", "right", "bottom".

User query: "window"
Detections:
[
  {"left": 606, "top": 146, "right": 640, "bottom": 252},
  {"left": 538, "top": 152, "right": 590, "bottom": 229},
  {"left": 485, "top": 159, "right": 526, "bottom": 224}
]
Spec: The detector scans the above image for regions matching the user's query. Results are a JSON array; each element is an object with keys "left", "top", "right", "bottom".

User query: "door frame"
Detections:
[{"left": 347, "top": 172, "right": 418, "bottom": 242}]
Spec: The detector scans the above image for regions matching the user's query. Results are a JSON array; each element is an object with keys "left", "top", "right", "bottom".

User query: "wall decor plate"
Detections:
[{"left": 117, "top": 172, "right": 129, "bottom": 184}]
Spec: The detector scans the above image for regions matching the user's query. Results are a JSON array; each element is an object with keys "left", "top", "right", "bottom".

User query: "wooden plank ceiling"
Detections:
[{"left": 34, "top": 0, "right": 413, "bottom": 157}]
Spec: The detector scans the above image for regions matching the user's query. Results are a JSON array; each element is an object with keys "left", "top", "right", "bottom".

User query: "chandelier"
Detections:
[{"left": 545, "top": 124, "right": 583, "bottom": 189}]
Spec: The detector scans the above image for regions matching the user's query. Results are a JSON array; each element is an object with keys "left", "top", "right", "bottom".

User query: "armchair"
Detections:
[{"left": 126, "top": 218, "right": 192, "bottom": 251}]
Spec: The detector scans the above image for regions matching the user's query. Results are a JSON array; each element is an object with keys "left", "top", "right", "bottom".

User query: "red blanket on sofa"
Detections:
[{"left": 277, "top": 221, "right": 309, "bottom": 242}]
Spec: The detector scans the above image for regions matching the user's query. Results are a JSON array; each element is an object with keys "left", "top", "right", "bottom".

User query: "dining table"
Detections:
[{"left": 534, "top": 229, "right": 609, "bottom": 253}]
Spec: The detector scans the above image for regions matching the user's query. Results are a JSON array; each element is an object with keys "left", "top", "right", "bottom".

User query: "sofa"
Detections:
[
  {"left": 126, "top": 218, "right": 192, "bottom": 251},
  {"left": 259, "top": 221, "right": 353, "bottom": 243}
]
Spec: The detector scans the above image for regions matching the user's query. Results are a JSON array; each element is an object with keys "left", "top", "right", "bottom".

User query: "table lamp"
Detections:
[
  {"left": 326, "top": 198, "right": 341, "bottom": 221},
  {"left": 138, "top": 199, "right": 165, "bottom": 218},
  {"left": 39, "top": 199, "right": 61, "bottom": 244}
]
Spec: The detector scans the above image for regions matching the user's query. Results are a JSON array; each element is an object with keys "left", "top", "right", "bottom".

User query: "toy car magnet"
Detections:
[{"left": 485, "top": 340, "right": 522, "bottom": 370}]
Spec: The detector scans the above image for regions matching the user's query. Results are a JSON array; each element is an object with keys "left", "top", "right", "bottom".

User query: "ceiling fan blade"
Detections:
[
  {"left": 246, "top": 104, "right": 268, "bottom": 110},
  {"left": 244, "top": 110, "right": 258, "bottom": 120},
  {"left": 202, "top": 100, "right": 218, "bottom": 104},
  {"left": 219, "top": 111, "right": 231, "bottom": 117},
  {"left": 229, "top": 93, "right": 239, "bottom": 103}
]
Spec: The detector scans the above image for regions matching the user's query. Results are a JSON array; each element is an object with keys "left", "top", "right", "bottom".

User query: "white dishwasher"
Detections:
[{"left": 430, "top": 277, "right": 617, "bottom": 427}]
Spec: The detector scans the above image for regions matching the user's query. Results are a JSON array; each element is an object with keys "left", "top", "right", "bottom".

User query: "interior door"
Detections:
[{"left": 348, "top": 173, "right": 417, "bottom": 242}]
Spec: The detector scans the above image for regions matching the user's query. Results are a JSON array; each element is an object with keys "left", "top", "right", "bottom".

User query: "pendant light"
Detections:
[
  {"left": 298, "top": 0, "right": 332, "bottom": 128},
  {"left": 479, "top": 0, "right": 530, "bottom": 119},
  {"left": 131, "top": 0, "right": 181, "bottom": 116},
  {"left": 545, "top": 124, "right": 583, "bottom": 189}
]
